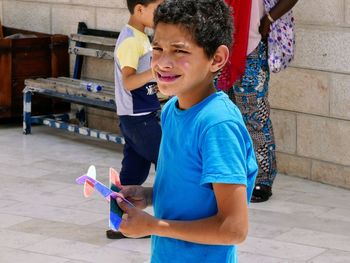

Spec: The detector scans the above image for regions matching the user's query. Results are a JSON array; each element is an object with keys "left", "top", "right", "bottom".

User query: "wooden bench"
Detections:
[{"left": 23, "top": 22, "right": 165, "bottom": 144}]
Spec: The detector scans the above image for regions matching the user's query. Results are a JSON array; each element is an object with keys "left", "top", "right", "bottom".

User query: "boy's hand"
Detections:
[
  {"left": 117, "top": 198, "right": 156, "bottom": 238},
  {"left": 152, "top": 84, "right": 159, "bottom": 93},
  {"left": 119, "top": 186, "right": 151, "bottom": 209}
]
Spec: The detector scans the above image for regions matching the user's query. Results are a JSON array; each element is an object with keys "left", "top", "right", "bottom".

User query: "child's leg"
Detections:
[
  {"left": 118, "top": 112, "right": 161, "bottom": 185},
  {"left": 120, "top": 141, "right": 151, "bottom": 185},
  {"left": 129, "top": 111, "right": 162, "bottom": 167}
]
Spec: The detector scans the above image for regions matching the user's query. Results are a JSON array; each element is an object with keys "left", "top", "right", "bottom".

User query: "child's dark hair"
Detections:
[
  {"left": 154, "top": 0, "right": 233, "bottom": 58},
  {"left": 127, "top": 0, "right": 158, "bottom": 14}
]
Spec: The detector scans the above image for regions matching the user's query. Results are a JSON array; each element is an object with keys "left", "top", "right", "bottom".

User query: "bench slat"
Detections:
[
  {"left": 70, "top": 33, "right": 116, "bottom": 46},
  {"left": 25, "top": 78, "right": 115, "bottom": 99},
  {"left": 55, "top": 77, "right": 115, "bottom": 91},
  {"left": 31, "top": 77, "right": 114, "bottom": 94},
  {"left": 25, "top": 77, "right": 168, "bottom": 103},
  {"left": 52, "top": 77, "right": 115, "bottom": 94},
  {"left": 68, "top": 46, "right": 114, "bottom": 59}
]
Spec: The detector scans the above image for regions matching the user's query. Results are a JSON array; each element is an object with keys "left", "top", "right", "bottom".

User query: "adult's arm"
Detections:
[
  {"left": 269, "top": 0, "right": 298, "bottom": 21},
  {"left": 260, "top": 0, "right": 299, "bottom": 39}
]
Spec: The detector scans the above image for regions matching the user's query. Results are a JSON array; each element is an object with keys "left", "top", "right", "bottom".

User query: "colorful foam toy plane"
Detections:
[{"left": 75, "top": 165, "right": 133, "bottom": 231}]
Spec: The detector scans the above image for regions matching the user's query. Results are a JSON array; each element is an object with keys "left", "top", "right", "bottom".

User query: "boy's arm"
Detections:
[
  {"left": 121, "top": 67, "right": 154, "bottom": 91},
  {"left": 118, "top": 183, "right": 249, "bottom": 245},
  {"left": 153, "top": 183, "right": 249, "bottom": 245}
]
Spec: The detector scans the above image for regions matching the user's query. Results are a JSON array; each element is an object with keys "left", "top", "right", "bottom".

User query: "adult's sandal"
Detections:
[{"left": 251, "top": 184, "right": 272, "bottom": 203}]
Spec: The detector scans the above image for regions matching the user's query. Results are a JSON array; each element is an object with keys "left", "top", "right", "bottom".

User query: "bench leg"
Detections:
[
  {"left": 23, "top": 90, "right": 32, "bottom": 135},
  {"left": 76, "top": 107, "right": 86, "bottom": 125}
]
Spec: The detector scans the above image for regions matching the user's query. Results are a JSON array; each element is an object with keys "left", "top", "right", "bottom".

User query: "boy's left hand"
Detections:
[{"left": 117, "top": 198, "right": 156, "bottom": 238}]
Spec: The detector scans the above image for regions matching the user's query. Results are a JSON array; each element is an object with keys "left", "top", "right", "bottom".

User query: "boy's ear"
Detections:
[
  {"left": 134, "top": 4, "right": 143, "bottom": 15},
  {"left": 210, "top": 45, "right": 230, "bottom": 73}
]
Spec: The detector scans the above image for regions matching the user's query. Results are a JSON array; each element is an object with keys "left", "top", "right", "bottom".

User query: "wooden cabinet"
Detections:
[{"left": 0, "top": 26, "right": 70, "bottom": 119}]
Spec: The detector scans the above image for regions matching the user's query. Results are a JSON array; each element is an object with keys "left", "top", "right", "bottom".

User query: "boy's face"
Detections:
[
  {"left": 151, "top": 23, "right": 215, "bottom": 99},
  {"left": 140, "top": 0, "right": 163, "bottom": 28}
]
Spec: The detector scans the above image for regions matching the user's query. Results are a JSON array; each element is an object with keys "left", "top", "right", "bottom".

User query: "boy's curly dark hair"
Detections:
[
  {"left": 153, "top": 0, "right": 233, "bottom": 58},
  {"left": 127, "top": 0, "right": 159, "bottom": 14}
]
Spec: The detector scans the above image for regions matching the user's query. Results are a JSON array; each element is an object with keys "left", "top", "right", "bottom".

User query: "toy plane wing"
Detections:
[{"left": 76, "top": 165, "right": 133, "bottom": 230}]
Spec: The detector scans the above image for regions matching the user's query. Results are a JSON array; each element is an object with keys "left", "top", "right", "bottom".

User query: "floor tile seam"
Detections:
[
  {"left": 249, "top": 210, "right": 350, "bottom": 234},
  {"left": 273, "top": 227, "right": 350, "bottom": 252},
  {"left": 249, "top": 203, "right": 334, "bottom": 217},
  {"left": 0, "top": 235, "right": 51, "bottom": 251},
  {"left": 15, "top": 246, "right": 75, "bottom": 261},
  {"left": 305, "top": 248, "right": 350, "bottom": 263},
  {"left": 239, "top": 251, "right": 289, "bottom": 261},
  {"left": 247, "top": 235, "right": 328, "bottom": 256},
  {"left": 240, "top": 243, "right": 324, "bottom": 262},
  {"left": 274, "top": 226, "right": 350, "bottom": 239}
]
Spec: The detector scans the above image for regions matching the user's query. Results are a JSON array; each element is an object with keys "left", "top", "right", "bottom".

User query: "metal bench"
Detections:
[
  {"left": 23, "top": 22, "right": 166, "bottom": 144},
  {"left": 23, "top": 76, "right": 126, "bottom": 143}
]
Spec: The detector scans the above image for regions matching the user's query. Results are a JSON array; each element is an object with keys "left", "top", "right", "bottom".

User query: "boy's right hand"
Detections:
[
  {"left": 117, "top": 198, "right": 156, "bottom": 238},
  {"left": 119, "top": 186, "right": 151, "bottom": 209}
]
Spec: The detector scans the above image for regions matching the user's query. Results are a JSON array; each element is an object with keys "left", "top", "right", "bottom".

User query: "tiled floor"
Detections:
[{"left": 0, "top": 123, "right": 349, "bottom": 263}]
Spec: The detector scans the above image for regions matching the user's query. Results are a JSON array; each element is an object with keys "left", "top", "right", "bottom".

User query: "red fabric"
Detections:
[{"left": 217, "top": 0, "right": 252, "bottom": 90}]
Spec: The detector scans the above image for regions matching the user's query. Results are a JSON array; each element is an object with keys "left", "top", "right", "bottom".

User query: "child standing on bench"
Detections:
[{"left": 109, "top": 0, "right": 163, "bottom": 239}]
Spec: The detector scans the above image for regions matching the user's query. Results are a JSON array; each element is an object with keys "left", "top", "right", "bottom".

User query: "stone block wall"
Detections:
[
  {"left": 270, "top": 0, "right": 350, "bottom": 188},
  {"left": 0, "top": 0, "right": 128, "bottom": 34},
  {"left": 0, "top": 0, "right": 349, "bottom": 188}
]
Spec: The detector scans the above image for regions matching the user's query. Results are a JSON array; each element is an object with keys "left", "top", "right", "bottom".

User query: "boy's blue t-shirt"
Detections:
[{"left": 152, "top": 92, "right": 258, "bottom": 263}]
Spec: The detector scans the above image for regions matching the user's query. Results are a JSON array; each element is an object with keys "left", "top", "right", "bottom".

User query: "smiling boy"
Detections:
[{"left": 117, "top": 0, "right": 258, "bottom": 262}]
